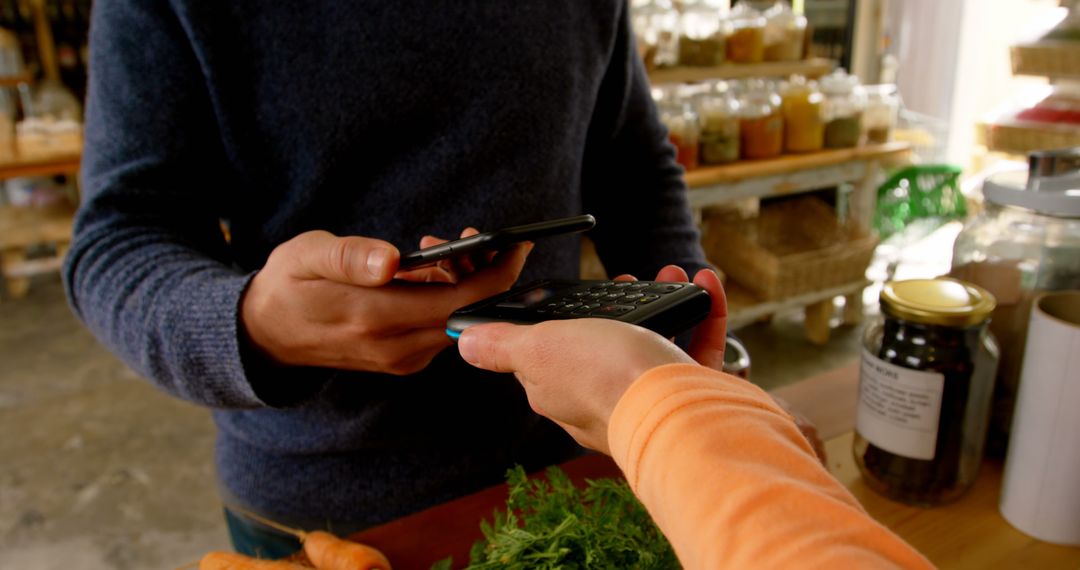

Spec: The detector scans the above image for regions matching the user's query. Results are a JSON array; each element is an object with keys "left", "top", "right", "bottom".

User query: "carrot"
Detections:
[
  {"left": 303, "top": 530, "right": 392, "bottom": 570},
  {"left": 199, "top": 551, "right": 310, "bottom": 570},
  {"left": 229, "top": 506, "right": 392, "bottom": 570}
]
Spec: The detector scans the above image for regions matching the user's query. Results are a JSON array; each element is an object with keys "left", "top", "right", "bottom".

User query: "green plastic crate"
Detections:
[{"left": 874, "top": 165, "right": 966, "bottom": 239}]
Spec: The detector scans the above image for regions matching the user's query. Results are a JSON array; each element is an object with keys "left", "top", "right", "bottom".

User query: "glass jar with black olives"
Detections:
[{"left": 854, "top": 278, "right": 999, "bottom": 506}]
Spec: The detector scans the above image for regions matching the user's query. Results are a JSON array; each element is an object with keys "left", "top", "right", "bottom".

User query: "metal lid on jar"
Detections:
[{"left": 880, "top": 278, "right": 996, "bottom": 327}]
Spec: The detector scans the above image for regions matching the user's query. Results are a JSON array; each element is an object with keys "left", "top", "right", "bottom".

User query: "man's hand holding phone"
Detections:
[
  {"left": 239, "top": 229, "right": 533, "bottom": 375},
  {"left": 393, "top": 227, "right": 492, "bottom": 284},
  {"left": 395, "top": 214, "right": 594, "bottom": 281}
]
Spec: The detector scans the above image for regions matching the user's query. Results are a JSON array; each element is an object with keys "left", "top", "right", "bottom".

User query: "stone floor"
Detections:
[
  {"left": 0, "top": 278, "right": 230, "bottom": 570},
  {"left": 0, "top": 225, "right": 954, "bottom": 569}
]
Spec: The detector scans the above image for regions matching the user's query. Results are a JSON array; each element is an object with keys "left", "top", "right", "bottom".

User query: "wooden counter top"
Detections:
[
  {"left": 336, "top": 363, "right": 1080, "bottom": 569},
  {"left": 826, "top": 432, "right": 1080, "bottom": 569}
]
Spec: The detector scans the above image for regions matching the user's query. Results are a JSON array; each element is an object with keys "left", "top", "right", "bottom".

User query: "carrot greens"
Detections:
[{"left": 434, "top": 465, "right": 679, "bottom": 569}]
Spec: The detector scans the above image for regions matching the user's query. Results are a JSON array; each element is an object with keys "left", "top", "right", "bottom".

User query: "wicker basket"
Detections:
[
  {"left": 701, "top": 197, "right": 877, "bottom": 300},
  {"left": 1011, "top": 41, "right": 1080, "bottom": 80},
  {"left": 978, "top": 120, "right": 1080, "bottom": 156}
]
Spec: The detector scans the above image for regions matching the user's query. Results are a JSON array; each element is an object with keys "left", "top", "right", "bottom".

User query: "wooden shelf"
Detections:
[
  {"left": 1011, "top": 41, "right": 1080, "bottom": 81},
  {"left": 727, "top": 278, "right": 869, "bottom": 330},
  {"left": 0, "top": 74, "right": 33, "bottom": 87},
  {"left": 583, "top": 144, "right": 907, "bottom": 341},
  {"left": 685, "top": 142, "right": 910, "bottom": 189},
  {"left": 0, "top": 203, "right": 74, "bottom": 298},
  {"left": 0, "top": 149, "right": 80, "bottom": 180},
  {"left": 0, "top": 204, "right": 74, "bottom": 250},
  {"left": 683, "top": 142, "right": 911, "bottom": 209},
  {"left": 648, "top": 57, "right": 835, "bottom": 84},
  {"left": 680, "top": 144, "right": 908, "bottom": 339}
]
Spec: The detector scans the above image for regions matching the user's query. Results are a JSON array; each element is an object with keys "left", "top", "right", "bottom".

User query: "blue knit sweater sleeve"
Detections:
[
  {"left": 582, "top": 4, "right": 708, "bottom": 280},
  {"left": 63, "top": 0, "right": 286, "bottom": 409}
]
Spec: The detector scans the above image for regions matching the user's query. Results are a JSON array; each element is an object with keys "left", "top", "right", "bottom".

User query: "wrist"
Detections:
[
  {"left": 236, "top": 272, "right": 333, "bottom": 406},
  {"left": 238, "top": 270, "right": 289, "bottom": 366}
]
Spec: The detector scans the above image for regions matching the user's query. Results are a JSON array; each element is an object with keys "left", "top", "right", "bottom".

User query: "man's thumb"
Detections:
[{"left": 289, "top": 231, "right": 399, "bottom": 285}]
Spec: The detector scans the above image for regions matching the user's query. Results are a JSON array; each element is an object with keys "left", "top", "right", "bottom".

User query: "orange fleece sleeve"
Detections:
[{"left": 608, "top": 363, "right": 934, "bottom": 570}]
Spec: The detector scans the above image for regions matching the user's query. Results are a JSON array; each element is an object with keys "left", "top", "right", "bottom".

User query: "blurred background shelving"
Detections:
[{"left": 0, "top": 0, "right": 86, "bottom": 299}]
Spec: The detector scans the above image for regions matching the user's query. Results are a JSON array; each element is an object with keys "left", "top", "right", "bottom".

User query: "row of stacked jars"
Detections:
[
  {"left": 655, "top": 69, "right": 900, "bottom": 170},
  {"left": 633, "top": 0, "right": 807, "bottom": 68}
]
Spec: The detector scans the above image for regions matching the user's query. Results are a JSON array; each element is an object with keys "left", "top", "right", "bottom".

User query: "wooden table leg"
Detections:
[
  {"left": 850, "top": 159, "right": 881, "bottom": 231},
  {"left": 842, "top": 292, "right": 864, "bottom": 326},
  {"left": 1, "top": 248, "right": 30, "bottom": 299},
  {"left": 804, "top": 298, "right": 833, "bottom": 345}
]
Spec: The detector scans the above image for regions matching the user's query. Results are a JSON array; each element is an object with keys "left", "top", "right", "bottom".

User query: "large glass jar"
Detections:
[
  {"left": 695, "top": 82, "right": 741, "bottom": 164},
  {"left": 678, "top": 0, "right": 729, "bottom": 66},
  {"left": 632, "top": 0, "right": 680, "bottom": 70},
  {"left": 950, "top": 150, "right": 1080, "bottom": 457},
  {"left": 738, "top": 81, "right": 782, "bottom": 160},
  {"left": 725, "top": 3, "right": 766, "bottom": 63},
  {"left": 779, "top": 75, "right": 823, "bottom": 153},
  {"left": 762, "top": 1, "right": 807, "bottom": 61},
  {"left": 820, "top": 69, "right": 865, "bottom": 148},
  {"left": 863, "top": 84, "right": 900, "bottom": 144},
  {"left": 855, "top": 279, "right": 999, "bottom": 506}
]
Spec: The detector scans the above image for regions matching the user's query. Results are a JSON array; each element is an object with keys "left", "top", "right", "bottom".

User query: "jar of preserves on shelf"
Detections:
[
  {"left": 779, "top": 75, "right": 823, "bottom": 153},
  {"left": 725, "top": 3, "right": 765, "bottom": 64},
  {"left": 677, "top": 0, "right": 729, "bottom": 66},
  {"left": 863, "top": 84, "right": 900, "bottom": 144},
  {"left": 855, "top": 278, "right": 999, "bottom": 506},
  {"left": 737, "top": 80, "right": 782, "bottom": 160},
  {"left": 631, "top": 0, "right": 680, "bottom": 70},
  {"left": 950, "top": 149, "right": 1080, "bottom": 457},
  {"left": 820, "top": 69, "right": 865, "bottom": 148},
  {"left": 656, "top": 86, "right": 701, "bottom": 170},
  {"left": 695, "top": 82, "right": 741, "bottom": 164},
  {"left": 762, "top": 1, "right": 806, "bottom": 61}
]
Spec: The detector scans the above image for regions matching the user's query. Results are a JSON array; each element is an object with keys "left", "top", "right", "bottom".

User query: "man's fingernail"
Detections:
[
  {"left": 457, "top": 331, "right": 479, "bottom": 364},
  {"left": 367, "top": 247, "right": 390, "bottom": 277}
]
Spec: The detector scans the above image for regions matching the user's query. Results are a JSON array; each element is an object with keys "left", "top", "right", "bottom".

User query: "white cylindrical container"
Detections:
[{"left": 1000, "top": 290, "right": 1080, "bottom": 546}]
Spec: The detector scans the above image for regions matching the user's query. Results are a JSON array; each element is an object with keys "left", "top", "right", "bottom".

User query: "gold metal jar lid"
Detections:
[{"left": 880, "top": 278, "right": 996, "bottom": 328}]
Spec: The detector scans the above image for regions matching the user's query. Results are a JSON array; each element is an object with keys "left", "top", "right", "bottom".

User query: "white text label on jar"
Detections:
[{"left": 856, "top": 350, "right": 944, "bottom": 460}]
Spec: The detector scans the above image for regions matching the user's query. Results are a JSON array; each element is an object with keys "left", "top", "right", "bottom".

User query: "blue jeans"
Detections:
[{"left": 224, "top": 507, "right": 303, "bottom": 559}]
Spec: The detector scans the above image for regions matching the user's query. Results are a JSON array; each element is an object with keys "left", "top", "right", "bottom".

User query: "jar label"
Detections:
[{"left": 856, "top": 350, "right": 945, "bottom": 460}]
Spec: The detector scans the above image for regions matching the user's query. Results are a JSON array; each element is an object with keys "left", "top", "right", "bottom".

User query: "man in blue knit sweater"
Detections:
[{"left": 64, "top": 0, "right": 712, "bottom": 556}]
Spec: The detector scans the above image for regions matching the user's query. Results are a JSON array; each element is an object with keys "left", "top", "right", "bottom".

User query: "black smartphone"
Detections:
[
  {"left": 446, "top": 279, "right": 711, "bottom": 340},
  {"left": 399, "top": 215, "right": 596, "bottom": 270}
]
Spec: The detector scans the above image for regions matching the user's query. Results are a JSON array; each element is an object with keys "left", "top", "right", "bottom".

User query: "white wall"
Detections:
[
  {"left": 885, "top": 0, "right": 966, "bottom": 122},
  {"left": 883, "top": 0, "right": 1061, "bottom": 168},
  {"left": 944, "top": 0, "right": 1060, "bottom": 166}
]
